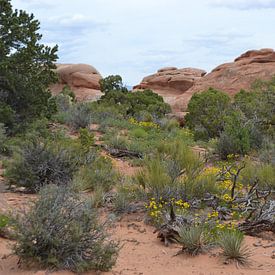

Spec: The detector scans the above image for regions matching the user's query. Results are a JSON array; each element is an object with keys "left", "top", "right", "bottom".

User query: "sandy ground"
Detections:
[
  {"left": 0, "top": 154, "right": 274, "bottom": 275},
  {"left": 0, "top": 212, "right": 274, "bottom": 275}
]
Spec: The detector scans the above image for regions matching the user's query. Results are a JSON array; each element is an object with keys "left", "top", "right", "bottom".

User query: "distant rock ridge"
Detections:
[
  {"left": 134, "top": 48, "right": 275, "bottom": 112},
  {"left": 50, "top": 49, "right": 275, "bottom": 113}
]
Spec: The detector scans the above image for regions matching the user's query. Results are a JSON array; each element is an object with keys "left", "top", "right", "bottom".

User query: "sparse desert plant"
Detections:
[
  {"left": 177, "top": 225, "right": 211, "bottom": 255},
  {"left": 130, "top": 127, "right": 148, "bottom": 139},
  {"left": 218, "top": 230, "right": 251, "bottom": 265},
  {"left": 13, "top": 185, "right": 119, "bottom": 272},
  {"left": 159, "top": 117, "right": 179, "bottom": 131},
  {"left": 107, "top": 135, "right": 129, "bottom": 150},
  {"left": 5, "top": 140, "right": 77, "bottom": 192},
  {"left": 73, "top": 156, "right": 118, "bottom": 192},
  {"left": 68, "top": 102, "right": 91, "bottom": 130}
]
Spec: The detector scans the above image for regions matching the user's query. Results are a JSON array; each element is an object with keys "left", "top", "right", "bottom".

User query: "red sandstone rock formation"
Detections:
[
  {"left": 135, "top": 49, "right": 275, "bottom": 112},
  {"left": 50, "top": 64, "right": 103, "bottom": 101}
]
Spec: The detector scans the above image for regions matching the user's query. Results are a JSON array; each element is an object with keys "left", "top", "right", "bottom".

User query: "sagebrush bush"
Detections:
[
  {"left": 13, "top": 185, "right": 119, "bottom": 272},
  {"left": 68, "top": 102, "right": 91, "bottom": 130},
  {"left": 5, "top": 140, "right": 77, "bottom": 192},
  {"left": 177, "top": 225, "right": 211, "bottom": 255},
  {"left": 159, "top": 118, "right": 179, "bottom": 131},
  {"left": 218, "top": 230, "right": 251, "bottom": 265}
]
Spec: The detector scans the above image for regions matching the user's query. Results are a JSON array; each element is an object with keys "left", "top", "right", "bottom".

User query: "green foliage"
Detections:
[
  {"left": 0, "top": 123, "right": 7, "bottom": 154},
  {"left": 99, "top": 76, "right": 171, "bottom": 119},
  {"left": 99, "top": 75, "right": 128, "bottom": 94},
  {"left": 218, "top": 230, "right": 251, "bottom": 265},
  {"left": 240, "top": 160, "right": 275, "bottom": 190},
  {"left": 258, "top": 137, "right": 275, "bottom": 164},
  {"left": 217, "top": 111, "right": 251, "bottom": 159},
  {"left": 79, "top": 128, "right": 94, "bottom": 152},
  {"left": 73, "top": 156, "right": 118, "bottom": 192},
  {"left": 0, "top": 0, "right": 58, "bottom": 130},
  {"left": 159, "top": 118, "right": 179, "bottom": 131},
  {"left": 13, "top": 185, "right": 118, "bottom": 272},
  {"left": 234, "top": 84, "right": 275, "bottom": 137},
  {"left": 107, "top": 134, "right": 129, "bottom": 150},
  {"left": 185, "top": 88, "right": 230, "bottom": 140},
  {"left": 126, "top": 89, "right": 171, "bottom": 119},
  {"left": 177, "top": 225, "right": 211, "bottom": 255},
  {"left": 61, "top": 85, "right": 76, "bottom": 102},
  {"left": 0, "top": 214, "right": 9, "bottom": 229},
  {"left": 135, "top": 140, "right": 203, "bottom": 200},
  {"left": 130, "top": 128, "right": 148, "bottom": 139},
  {"left": 0, "top": 102, "right": 15, "bottom": 130}
]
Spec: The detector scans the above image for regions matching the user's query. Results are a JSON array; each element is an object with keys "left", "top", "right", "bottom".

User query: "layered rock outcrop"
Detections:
[
  {"left": 135, "top": 49, "right": 275, "bottom": 112},
  {"left": 133, "top": 67, "right": 206, "bottom": 108},
  {"left": 50, "top": 64, "right": 103, "bottom": 101}
]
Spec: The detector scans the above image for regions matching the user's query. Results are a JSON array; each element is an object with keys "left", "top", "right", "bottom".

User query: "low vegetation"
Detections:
[
  {"left": 13, "top": 185, "right": 119, "bottom": 272},
  {"left": 0, "top": 1, "right": 274, "bottom": 273}
]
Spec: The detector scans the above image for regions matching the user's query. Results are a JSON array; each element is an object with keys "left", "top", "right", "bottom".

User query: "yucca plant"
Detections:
[
  {"left": 177, "top": 225, "right": 211, "bottom": 256},
  {"left": 218, "top": 230, "right": 251, "bottom": 265}
]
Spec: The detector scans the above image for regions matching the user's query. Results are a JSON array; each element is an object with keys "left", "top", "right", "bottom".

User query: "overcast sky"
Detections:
[{"left": 12, "top": 0, "right": 275, "bottom": 85}]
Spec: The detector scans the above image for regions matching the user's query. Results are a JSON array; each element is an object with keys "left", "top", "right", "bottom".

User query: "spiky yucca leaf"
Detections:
[
  {"left": 177, "top": 225, "right": 211, "bottom": 256},
  {"left": 218, "top": 230, "right": 251, "bottom": 265}
]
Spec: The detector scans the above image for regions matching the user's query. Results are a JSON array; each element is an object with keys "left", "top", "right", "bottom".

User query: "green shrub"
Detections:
[
  {"left": 258, "top": 137, "right": 275, "bottom": 164},
  {"left": 61, "top": 85, "right": 76, "bottom": 102},
  {"left": 218, "top": 230, "right": 251, "bottom": 265},
  {"left": 185, "top": 88, "right": 230, "bottom": 140},
  {"left": 99, "top": 75, "right": 128, "bottom": 94},
  {"left": 130, "top": 128, "right": 148, "bottom": 139},
  {"left": 68, "top": 103, "right": 91, "bottom": 130},
  {"left": 135, "top": 140, "right": 203, "bottom": 200},
  {"left": 0, "top": 123, "right": 8, "bottom": 154},
  {"left": 79, "top": 128, "right": 94, "bottom": 152},
  {"left": 99, "top": 76, "right": 171, "bottom": 119},
  {"left": 240, "top": 160, "right": 275, "bottom": 190},
  {"left": 177, "top": 225, "right": 211, "bottom": 255},
  {"left": 13, "top": 185, "right": 118, "bottom": 272},
  {"left": 0, "top": 214, "right": 9, "bottom": 229},
  {"left": 159, "top": 118, "right": 179, "bottom": 131},
  {"left": 73, "top": 156, "right": 118, "bottom": 192},
  {"left": 5, "top": 140, "right": 77, "bottom": 192},
  {"left": 216, "top": 111, "right": 251, "bottom": 159},
  {"left": 107, "top": 135, "right": 129, "bottom": 150}
]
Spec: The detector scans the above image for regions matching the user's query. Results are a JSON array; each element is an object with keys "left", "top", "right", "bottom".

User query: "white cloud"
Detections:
[
  {"left": 10, "top": 0, "right": 275, "bottom": 85},
  {"left": 209, "top": 0, "right": 275, "bottom": 10}
]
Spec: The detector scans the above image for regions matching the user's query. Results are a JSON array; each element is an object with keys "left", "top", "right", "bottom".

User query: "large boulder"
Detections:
[
  {"left": 174, "top": 48, "right": 275, "bottom": 111},
  {"left": 133, "top": 67, "right": 206, "bottom": 111},
  {"left": 50, "top": 64, "right": 103, "bottom": 101}
]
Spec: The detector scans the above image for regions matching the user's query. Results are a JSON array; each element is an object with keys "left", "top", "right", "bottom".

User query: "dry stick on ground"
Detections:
[
  {"left": 236, "top": 179, "right": 275, "bottom": 235},
  {"left": 93, "top": 144, "right": 143, "bottom": 159}
]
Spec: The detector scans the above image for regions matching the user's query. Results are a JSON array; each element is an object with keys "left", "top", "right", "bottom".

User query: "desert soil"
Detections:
[{"left": 0, "top": 155, "right": 274, "bottom": 275}]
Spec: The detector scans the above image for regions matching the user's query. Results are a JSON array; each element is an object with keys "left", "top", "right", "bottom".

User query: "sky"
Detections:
[{"left": 11, "top": 0, "right": 275, "bottom": 85}]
